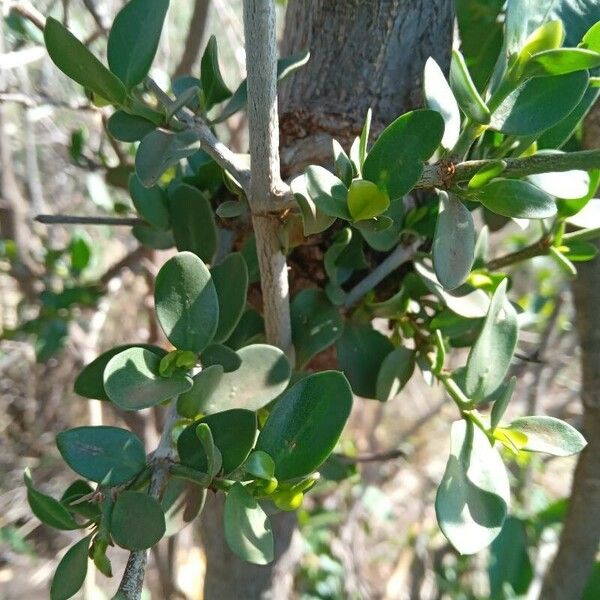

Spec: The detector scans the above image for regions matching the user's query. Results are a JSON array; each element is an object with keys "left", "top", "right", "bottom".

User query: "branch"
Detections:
[
  {"left": 343, "top": 237, "right": 422, "bottom": 308},
  {"left": 35, "top": 214, "right": 143, "bottom": 226},
  {"left": 243, "top": 0, "right": 293, "bottom": 356},
  {"left": 339, "top": 449, "right": 406, "bottom": 463},
  {"left": 9, "top": 2, "right": 45, "bottom": 31},
  {"left": 116, "top": 400, "right": 179, "bottom": 600},
  {"left": 487, "top": 236, "right": 552, "bottom": 270}
]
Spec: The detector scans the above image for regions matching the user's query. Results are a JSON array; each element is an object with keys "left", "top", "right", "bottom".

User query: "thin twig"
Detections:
[
  {"left": 0, "top": 91, "right": 95, "bottom": 111},
  {"left": 9, "top": 2, "right": 45, "bottom": 31},
  {"left": 487, "top": 236, "right": 552, "bottom": 270},
  {"left": 35, "top": 214, "right": 144, "bottom": 226},
  {"left": 339, "top": 449, "right": 406, "bottom": 464}
]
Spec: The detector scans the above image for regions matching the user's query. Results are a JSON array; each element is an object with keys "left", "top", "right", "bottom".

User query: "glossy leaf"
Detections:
[
  {"left": 528, "top": 160, "right": 590, "bottom": 200},
  {"left": 424, "top": 57, "right": 461, "bottom": 149},
  {"left": 474, "top": 178, "right": 557, "bottom": 219},
  {"left": 435, "top": 419, "right": 510, "bottom": 555},
  {"left": 244, "top": 451, "right": 275, "bottom": 481},
  {"left": 291, "top": 289, "right": 343, "bottom": 368},
  {"left": 433, "top": 192, "right": 475, "bottom": 290},
  {"left": 347, "top": 179, "right": 390, "bottom": 221},
  {"left": 336, "top": 322, "right": 394, "bottom": 398},
  {"left": 136, "top": 129, "right": 200, "bottom": 187},
  {"left": 107, "top": 111, "right": 156, "bottom": 142},
  {"left": 305, "top": 166, "right": 351, "bottom": 219},
  {"left": 50, "top": 535, "right": 90, "bottom": 600},
  {"left": 581, "top": 21, "right": 600, "bottom": 52},
  {"left": 256, "top": 371, "right": 353, "bottom": 480},
  {"left": 224, "top": 482, "right": 273, "bottom": 565},
  {"left": 363, "top": 109, "right": 444, "bottom": 200},
  {"left": 154, "top": 252, "right": 219, "bottom": 353},
  {"left": 111, "top": 491, "right": 166, "bottom": 550},
  {"left": 490, "top": 71, "right": 588, "bottom": 136},
  {"left": 449, "top": 49, "right": 490, "bottom": 124},
  {"left": 44, "top": 18, "right": 126, "bottom": 105},
  {"left": 104, "top": 346, "right": 192, "bottom": 410},
  {"left": 107, "top": 0, "right": 169, "bottom": 89},
  {"left": 211, "top": 253, "right": 249, "bottom": 343},
  {"left": 196, "top": 344, "right": 291, "bottom": 414},
  {"left": 24, "top": 470, "right": 79, "bottom": 531},
  {"left": 523, "top": 48, "right": 600, "bottom": 78},
  {"left": 56, "top": 426, "right": 146, "bottom": 485},
  {"left": 375, "top": 347, "right": 416, "bottom": 402},
  {"left": 168, "top": 183, "right": 217, "bottom": 262},
  {"left": 468, "top": 160, "right": 507, "bottom": 190},
  {"left": 507, "top": 416, "right": 587, "bottom": 456},
  {"left": 177, "top": 409, "right": 256, "bottom": 474},
  {"left": 465, "top": 280, "right": 518, "bottom": 400},
  {"left": 129, "top": 174, "right": 170, "bottom": 229}
]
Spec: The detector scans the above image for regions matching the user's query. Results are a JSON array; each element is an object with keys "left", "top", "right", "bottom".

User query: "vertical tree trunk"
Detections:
[
  {"left": 539, "top": 108, "right": 600, "bottom": 600},
  {"left": 200, "top": 2, "right": 454, "bottom": 599}
]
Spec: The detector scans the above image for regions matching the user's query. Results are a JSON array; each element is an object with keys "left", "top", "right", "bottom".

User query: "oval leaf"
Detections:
[
  {"left": 507, "top": 416, "right": 587, "bottom": 456},
  {"left": 449, "top": 49, "right": 490, "bottom": 124},
  {"left": 108, "top": 111, "right": 156, "bottom": 142},
  {"left": 375, "top": 347, "right": 416, "bottom": 402},
  {"left": 129, "top": 174, "right": 170, "bottom": 229},
  {"left": 347, "top": 179, "right": 390, "bottom": 221},
  {"left": 50, "top": 535, "right": 90, "bottom": 600},
  {"left": 111, "top": 491, "right": 166, "bottom": 550}
]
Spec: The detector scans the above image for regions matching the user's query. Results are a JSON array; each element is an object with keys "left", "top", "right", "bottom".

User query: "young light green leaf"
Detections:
[
  {"left": 581, "top": 21, "right": 600, "bottom": 52},
  {"left": 518, "top": 21, "right": 565, "bottom": 63},
  {"left": 44, "top": 18, "right": 127, "bottom": 105},
  {"left": 291, "top": 289, "right": 343, "bottom": 368},
  {"left": 197, "top": 344, "right": 290, "bottom": 414},
  {"left": 256, "top": 371, "right": 353, "bottom": 480},
  {"left": 433, "top": 192, "right": 475, "bottom": 290},
  {"left": 24, "top": 470, "right": 80, "bottom": 531},
  {"left": 211, "top": 253, "right": 249, "bottom": 343},
  {"left": 129, "top": 174, "right": 170, "bottom": 229},
  {"left": 177, "top": 409, "right": 256, "bottom": 474},
  {"left": 196, "top": 423, "right": 222, "bottom": 478},
  {"left": 474, "top": 178, "right": 557, "bottom": 219},
  {"left": 347, "top": 179, "right": 390, "bottom": 221},
  {"left": 375, "top": 347, "right": 416, "bottom": 402},
  {"left": 465, "top": 280, "right": 518, "bottom": 400},
  {"left": 56, "top": 426, "right": 146, "bottom": 485},
  {"left": 201, "top": 35, "right": 232, "bottom": 110},
  {"left": 168, "top": 184, "right": 217, "bottom": 263},
  {"left": 104, "top": 347, "right": 192, "bottom": 410},
  {"left": 224, "top": 482, "right": 273, "bottom": 565},
  {"left": 290, "top": 173, "right": 336, "bottom": 235},
  {"left": 468, "top": 160, "right": 507, "bottom": 190},
  {"left": 107, "top": 0, "right": 169, "bottom": 89},
  {"left": 111, "top": 491, "right": 166, "bottom": 550},
  {"left": 50, "top": 535, "right": 91, "bottom": 600},
  {"left": 549, "top": 245, "right": 578, "bottom": 276},
  {"left": 305, "top": 166, "right": 351, "bottom": 219},
  {"left": 522, "top": 48, "right": 600, "bottom": 78},
  {"left": 424, "top": 57, "right": 461, "bottom": 149},
  {"left": 506, "top": 416, "right": 587, "bottom": 456},
  {"left": 435, "top": 419, "right": 510, "bottom": 555},
  {"left": 154, "top": 252, "right": 219, "bottom": 353},
  {"left": 107, "top": 111, "right": 156, "bottom": 142},
  {"left": 363, "top": 109, "right": 444, "bottom": 200},
  {"left": 449, "top": 49, "right": 490, "bottom": 124}
]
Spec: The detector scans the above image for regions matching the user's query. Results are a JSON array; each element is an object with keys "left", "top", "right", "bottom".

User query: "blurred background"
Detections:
[{"left": 0, "top": 1, "right": 598, "bottom": 598}]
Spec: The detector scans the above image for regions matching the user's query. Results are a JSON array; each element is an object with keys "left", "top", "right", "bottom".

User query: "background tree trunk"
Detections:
[
  {"left": 200, "top": 2, "right": 454, "bottom": 598},
  {"left": 539, "top": 106, "right": 600, "bottom": 600}
]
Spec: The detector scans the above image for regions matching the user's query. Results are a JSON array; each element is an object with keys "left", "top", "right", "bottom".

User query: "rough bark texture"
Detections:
[
  {"left": 539, "top": 108, "right": 600, "bottom": 600},
  {"left": 278, "top": 0, "right": 454, "bottom": 176}
]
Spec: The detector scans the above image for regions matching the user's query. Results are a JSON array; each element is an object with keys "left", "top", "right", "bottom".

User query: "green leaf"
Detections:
[
  {"left": 291, "top": 289, "right": 343, "bottom": 369},
  {"left": 424, "top": 57, "right": 461, "bottom": 149},
  {"left": 201, "top": 35, "right": 232, "bottom": 110},
  {"left": 465, "top": 280, "right": 518, "bottom": 400},
  {"left": 56, "top": 426, "right": 146, "bottom": 485},
  {"left": 24, "top": 470, "right": 79, "bottom": 531},
  {"left": 363, "top": 109, "right": 444, "bottom": 200},
  {"left": 433, "top": 192, "right": 475, "bottom": 290},
  {"left": 111, "top": 491, "right": 166, "bottom": 550},
  {"left": 74, "top": 344, "right": 166, "bottom": 401},
  {"left": 358, "top": 109, "right": 372, "bottom": 169},
  {"left": 216, "top": 201, "right": 247, "bottom": 218},
  {"left": 581, "top": 21, "right": 600, "bottom": 52},
  {"left": 104, "top": 346, "right": 192, "bottom": 410},
  {"left": 468, "top": 160, "right": 507, "bottom": 190},
  {"left": 60, "top": 481, "right": 100, "bottom": 521},
  {"left": 375, "top": 347, "right": 416, "bottom": 402},
  {"left": 490, "top": 376, "right": 517, "bottom": 430},
  {"left": 305, "top": 166, "right": 351, "bottom": 219},
  {"left": 336, "top": 322, "right": 394, "bottom": 398},
  {"left": 44, "top": 18, "right": 126, "bottom": 105},
  {"left": 490, "top": 71, "right": 589, "bottom": 136},
  {"left": 107, "top": 0, "right": 169, "bottom": 89},
  {"left": 449, "top": 49, "right": 491, "bottom": 124},
  {"left": 196, "top": 423, "right": 222, "bottom": 478},
  {"left": 290, "top": 173, "right": 335, "bottom": 236},
  {"left": 225, "top": 308, "right": 265, "bottom": 350},
  {"left": 108, "top": 110, "right": 156, "bottom": 142},
  {"left": 523, "top": 48, "right": 600, "bottom": 78},
  {"left": 549, "top": 245, "right": 578, "bottom": 276},
  {"left": 211, "top": 253, "right": 249, "bottom": 343},
  {"left": 161, "top": 478, "right": 206, "bottom": 537},
  {"left": 194, "top": 344, "right": 291, "bottom": 414},
  {"left": 507, "top": 416, "right": 587, "bottom": 456},
  {"left": 201, "top": 343, "right": 241, "bottom": 372},
  {"left": 347, "top": 179, "right": 390, "bottom": 221},
  {"left": 256, "top": 371, "right": 353, "bottom": 480},
  {"left": 69, "top": 233, "right": 92, "bottom": 272},
  {"left": 177, "top": 364, "right": 224, "bottom": 418},
  {"left": 136, "top": 129, "right": 200, "bottom": 187},
  {"left": 517, "top": 20, "right": 565, "bottom": 63},
  {"left": 474, "top": 178, "right": 557, "bottom": 219},
  {"left": 528, "top": 159, "right": 590, "bottom": 200},
  {"left": 562, "top": 239, "right": 599, "bottom": 262},
  {"left": 333, "top": 139, "right": 354, "bottom": 187},
  {"left": 177, "top": 409, "right": 256, "bottom": 474},
  {"left": 168, "top": 184, "right": 217, "bottom": 263},
  {"left": 133, "top": 224, "right": 175, "bottom": 249},
  {"left": 129, "top": 174, "right": 170, "bottom": 229},
  {"left": 154, "top": 252, "right": 219, "bottom": 352},
  {"left": 224, "top": 482, "right": 273, "bottom": 564},
  {"left": 244, "top": 451, "right": 275, "bottom": 481},
  {"left": 435, "top": 419, "right": 510, "bottom": 555},
  {"left": 50, "top": 535, "right": 90, "bottom": 600}
]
